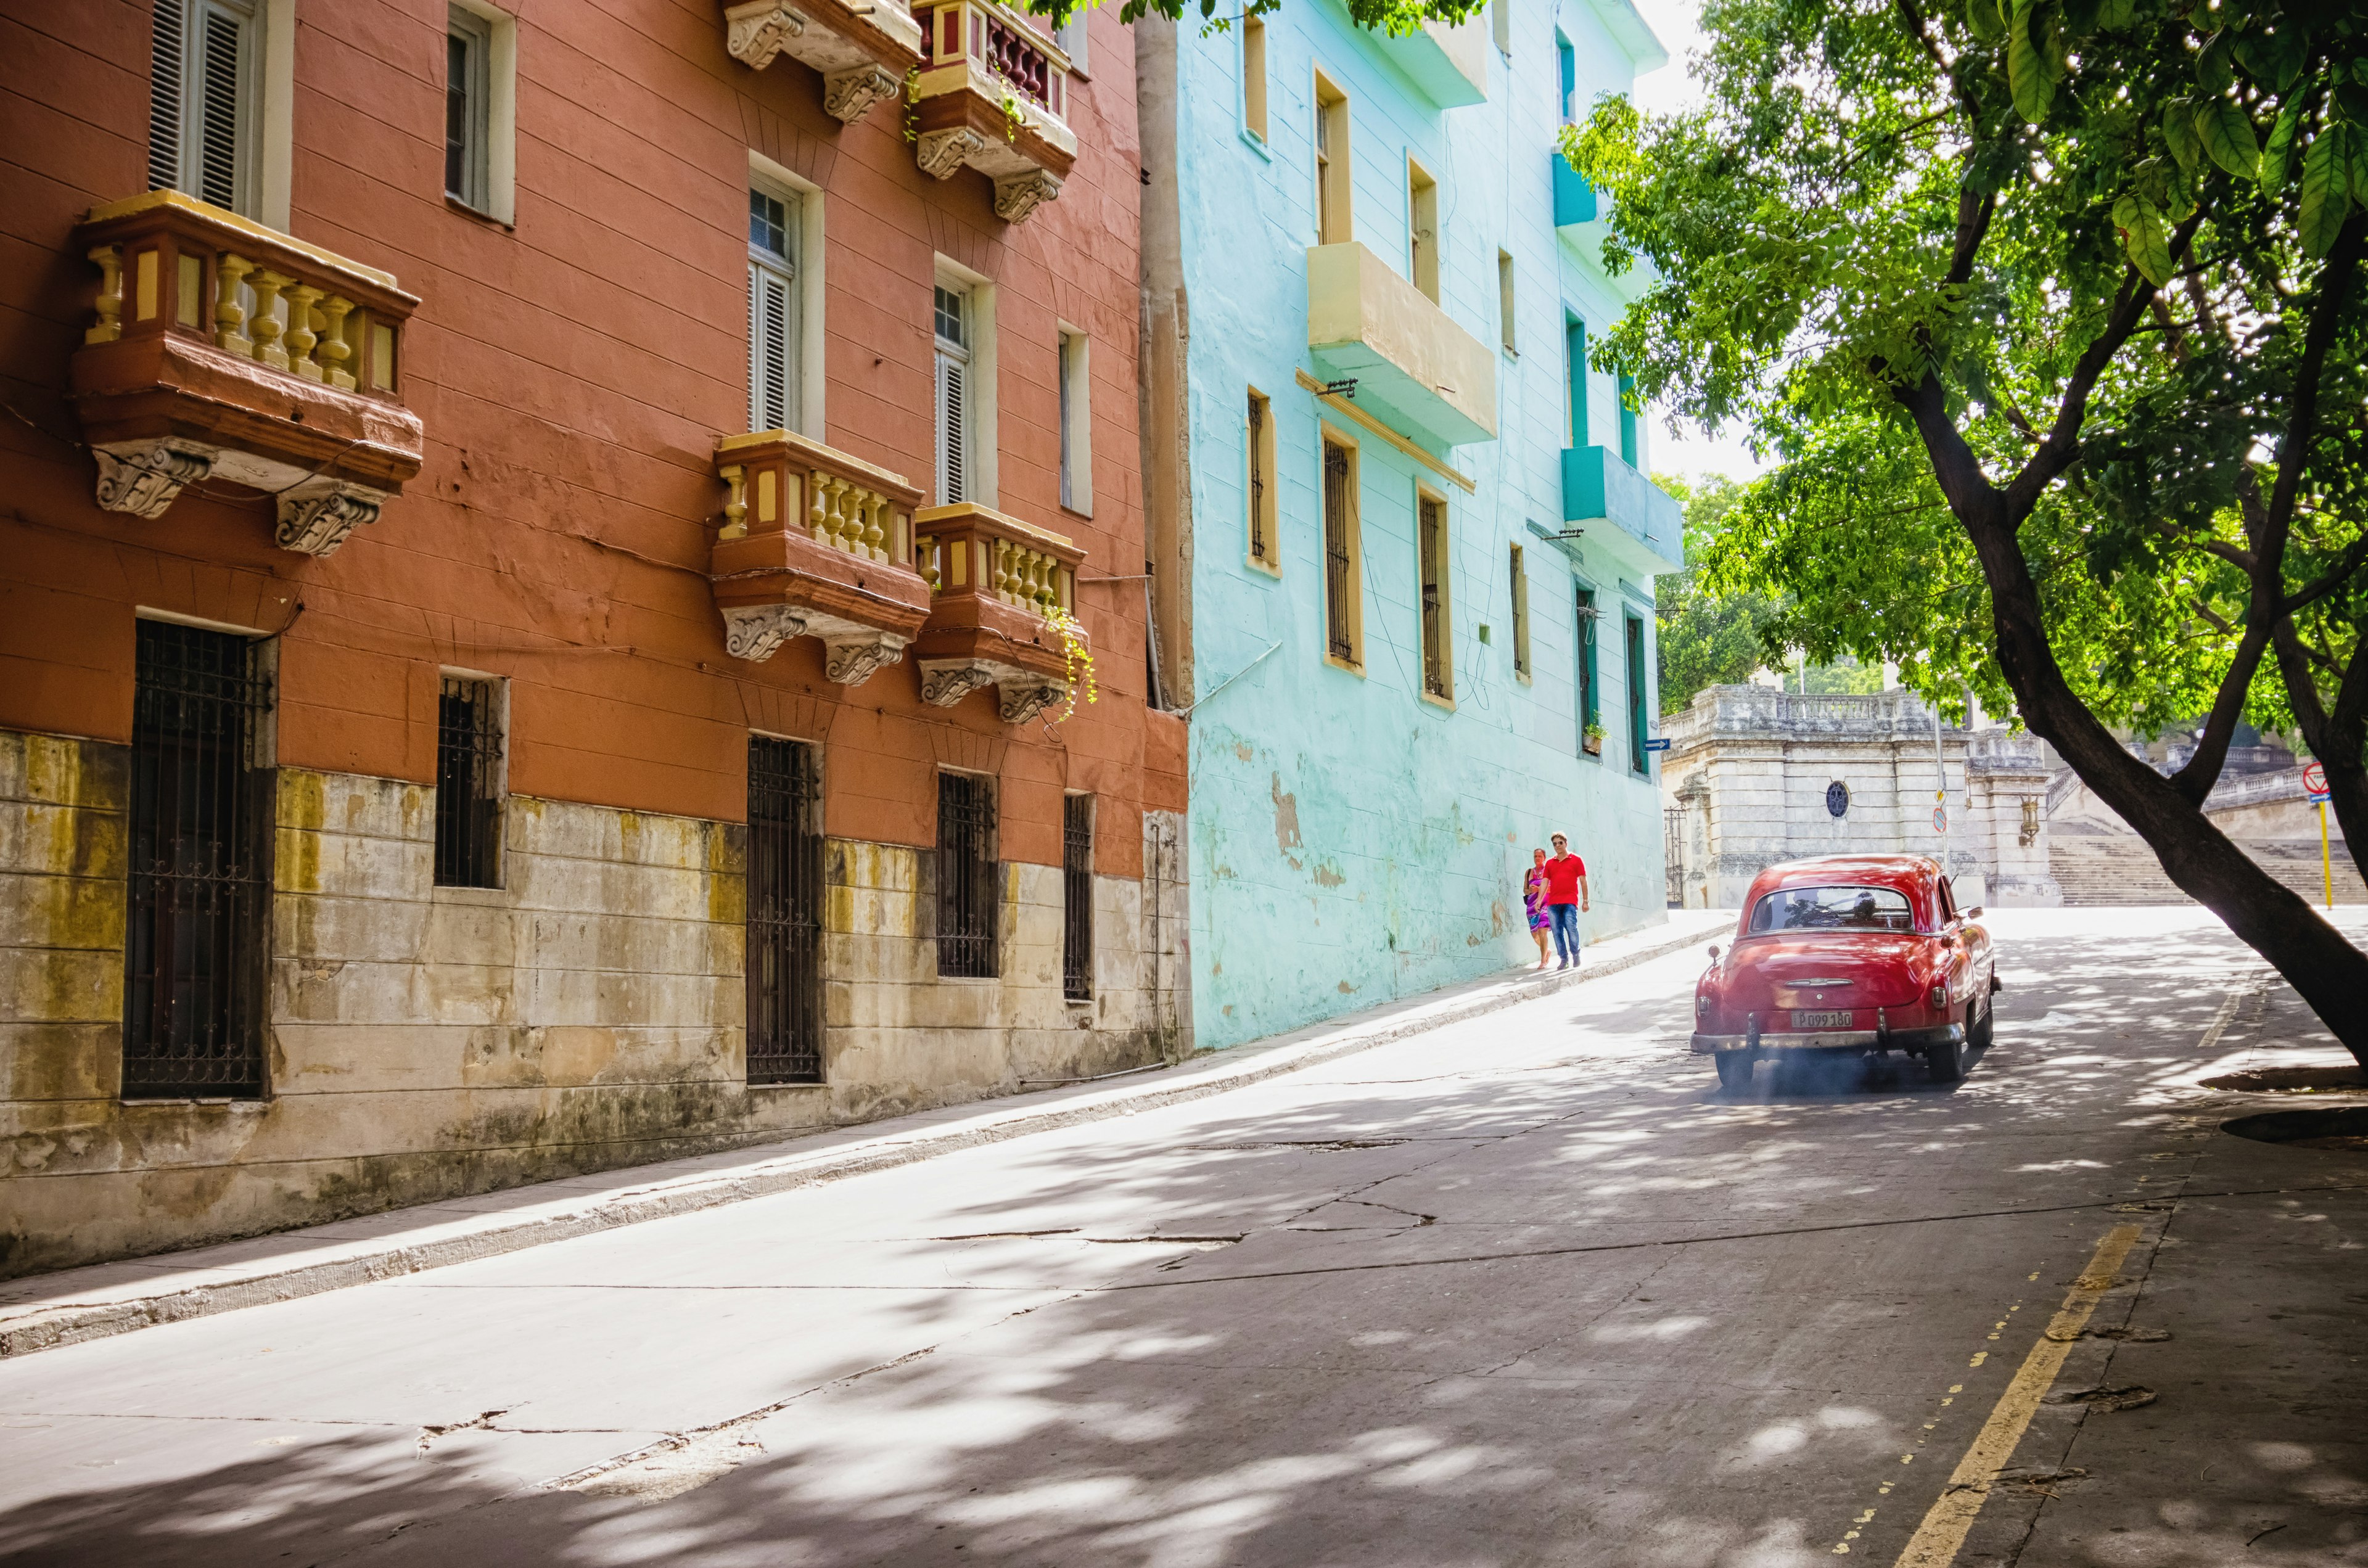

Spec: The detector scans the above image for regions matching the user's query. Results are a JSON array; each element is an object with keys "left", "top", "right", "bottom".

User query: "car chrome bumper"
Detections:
[{"left": 1691, "top": 1024, "right": 1965, "bottom": 1056}]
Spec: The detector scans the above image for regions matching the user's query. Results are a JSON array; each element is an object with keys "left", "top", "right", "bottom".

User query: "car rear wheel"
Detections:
[
  {"left": 1714, "top": 1051, "right": 1755, "bottom": 1090},
  {"left": 1926, "top": 1032, "right": 1964, "bottom": 1083}
]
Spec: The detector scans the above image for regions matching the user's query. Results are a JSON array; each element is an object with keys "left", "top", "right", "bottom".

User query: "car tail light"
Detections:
[
  {"left": 1696, "top": 993, "right": 1711, "bottom": 1016},
  {"left": 1929, "top": 984, "right": 1946, "bottom": 1009}
]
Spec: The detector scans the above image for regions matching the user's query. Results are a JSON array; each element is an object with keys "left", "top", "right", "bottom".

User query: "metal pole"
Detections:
[{"left": 2323, "top": 800, "right": 2335, "bottom": 911}]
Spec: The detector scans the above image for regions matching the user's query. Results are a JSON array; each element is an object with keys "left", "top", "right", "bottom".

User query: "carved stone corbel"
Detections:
[
  {"left": 918, "top": 659, "right": 1000, "bottom": 708},
  {"left": 724, "top": 0, "right": 807, "bottom": 68},
  {"left": 274, "top": 477, "right": 388, "bottom": 557},
  {"left": 822, "top": 630, "right": 910, "bottom": 687},
  {"left": 998, "top": 679, "right": 1067, "bottom": 724},
  {"left": 92, "top": 439, "right": 218, "bottom": 520},
  {"left": 823, "top": 63, "right": 902, "bottom": 123},
  {"left": 992, "top": 170, "right": 1063, "bottom": 224},
  {"left": 722, "top": 604, "right": 811, "bottom": 662},
  {"left": 916, "top": 127, "right": 989, "bottom": 181}
]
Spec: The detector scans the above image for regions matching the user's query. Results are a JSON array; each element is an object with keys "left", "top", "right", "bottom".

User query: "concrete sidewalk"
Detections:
[{"left": 0, "top": 911, "right": 1732, "bottom": 1360}]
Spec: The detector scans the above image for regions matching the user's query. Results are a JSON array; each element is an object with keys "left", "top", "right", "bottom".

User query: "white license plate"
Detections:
[{"left": 1794, "top": 1011, "right": 1853, "bottom": 1029}]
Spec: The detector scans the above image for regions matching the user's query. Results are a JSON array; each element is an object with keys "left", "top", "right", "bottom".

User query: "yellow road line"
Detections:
[{"left": 1889, "top": 1225, "right": 2142, "bottom": 1567}]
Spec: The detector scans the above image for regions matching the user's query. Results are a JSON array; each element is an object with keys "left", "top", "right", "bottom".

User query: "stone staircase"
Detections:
[{"left": 2051, "top": 835, "right": 2367, "bottom": 907}]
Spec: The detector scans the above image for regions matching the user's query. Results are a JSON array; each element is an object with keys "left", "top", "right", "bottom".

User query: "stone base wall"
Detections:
[{"left": 0, "top": 731, "right": 1185, "bottom": 1278}]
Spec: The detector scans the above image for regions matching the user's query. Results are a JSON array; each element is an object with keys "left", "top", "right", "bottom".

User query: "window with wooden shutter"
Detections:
[
  {"left": 149, "top": 0, "right": 260, "bottom": 216},
  {"left": 747, "top": 185, "right": 799, "bottom": 433},
  {"left": 934, "top": 283, "right": 969, "bottom": 504}
]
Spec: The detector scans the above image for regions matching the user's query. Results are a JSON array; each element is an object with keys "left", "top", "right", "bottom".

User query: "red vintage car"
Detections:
[{"left": 1692, "top": 856, "right": 1999, "bottom": 1088}]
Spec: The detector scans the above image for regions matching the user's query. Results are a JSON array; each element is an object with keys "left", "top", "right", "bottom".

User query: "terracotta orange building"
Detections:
[{"left": 0, "top": 0, "right": 1186, "bottom": 1275}]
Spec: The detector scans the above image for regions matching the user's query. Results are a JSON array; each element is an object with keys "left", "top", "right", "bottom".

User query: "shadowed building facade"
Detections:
[{"left": 0, "top": 0, "right": 1183, "bottom": 1275}]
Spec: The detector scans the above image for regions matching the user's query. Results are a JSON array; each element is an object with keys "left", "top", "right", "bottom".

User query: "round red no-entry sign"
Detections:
[{"left": 2302, "top": 760, "right": 2327, "bottom": 794}]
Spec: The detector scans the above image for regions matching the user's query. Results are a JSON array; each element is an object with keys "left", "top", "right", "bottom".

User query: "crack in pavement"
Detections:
[{"left": 417, "top": 1408, "right": 511, "bottom": 1454}]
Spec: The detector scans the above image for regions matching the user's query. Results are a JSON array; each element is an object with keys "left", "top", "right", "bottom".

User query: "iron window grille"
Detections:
[
  {"left": 747, "top": 736, "right": 824, "bottom": 1084},
  {"left": 125, "top": 620, "right": 273, "bottom": 1099},
  {"left": 1322, "top": 442, "right": 1354, "bottom": 661},
  {"left": 937, "top": 771, "right": 999, "bottom": 978},
  {"left": 434, "top": 675, "right": 504, "bottom": 887},
  {"left": 1062, "top": 794, "right": 1093, "bottom": 1001},
  {"left": 1418, "top": 495, "right": 1448, "bottom": 698},
  {"left": 1576, "top": 586, "right": 1600, "bottom": 750},
  {"left": 1247, "top": 392, "right": 1268, "bottom": 565}
]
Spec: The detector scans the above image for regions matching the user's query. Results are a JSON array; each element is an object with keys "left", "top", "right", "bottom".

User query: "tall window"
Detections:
[
  {"left": 1490, "top": 0, "right": 1510, "bottom": 54},
  {"left": 1510, "top": 543, "right": 1531, "bottom": 680},
  {"left": 1054, "top": 6, "right": 1088, "bottom": 74},
  {"left": 1059, "top": 329, "right": 1091, "bottom": 514},
  {"left": 749, "top": 185, "right": 800, "bottom": 433},
  {"left": 1618, "top": 371, "right": 1640, "bottom": 466},
  {"left": 747, "top": 736, "right": 823, "bottom": 1085},
  {"left": 434, "top": 674, "right": 504, "bottom": 888},
  {"left": 1322, "top": 437, "right": 1360, "bottom": 665},
  {"left": 1566, "top": 314, "right": 1589, "bottom": 447},
  {"left": 936, "top": 770, "right": 998, "bottom": 977},
  {"left": 1407, "top": 158, "right": 1439, "bottom": 302},
  {"left": 1246, "top": 387, "right": 1276, "bottom": 571},
  {"left": 149, "top": 0, "right": 261, "bottom": 215},
  {"left": 1418, "top": 492, "right": 1451, "bottom": 700},
  {"left": 1498, "top": 250, "right": 1517, "bottom": 355},
  {"left": 1576, "top": 586, "right": 1600, "bottom": 753},
  {"left": 1626, "top": 613, "right": 1651, "bottom": 774},
  {"left": 1314, "top": 74, "right": 1350, "bottom": 245},
  {"left": 934, "top": 282, "right": 971, "bottom": 504},
  {"left": 1556, "top": 31, "right": 1576, "bottom": 122},
  {"left": 124, "top": 620, "right": 271, "bottom": 1100},
  {"left": 446, "top": 6, "right": 492, "bottom": 211},
  {"left": 1242, "top": 15, "right": 1268, "bottom": 139},
  {"left": 1062, "top": 794, "right": 1093, "bottom": 1002}
]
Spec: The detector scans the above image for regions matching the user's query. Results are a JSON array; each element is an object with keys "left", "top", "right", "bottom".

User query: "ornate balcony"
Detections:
[
  {"left": 908, "top": 0, "right": 1077, "bottom": 223},
  {"left": 911, "top": 503, "right": 1085, "bottom": 723},
  {"left": 712, "top": 430, "right": 934, "bottom": 681},
  {"left": 69, "top": 191, "right": 424, "bottom": 557},
  {"left": 722, "top": 0, "right": 922, "bottom": 124}
]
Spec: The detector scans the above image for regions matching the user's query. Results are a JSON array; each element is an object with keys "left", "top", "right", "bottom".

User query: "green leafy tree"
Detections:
[
  {"left": 1657, "top": 474, "right": 1782, "bottom": 712},
  {"left": 1568, "top": 0, "right": 2368, "bottom": 1057}
]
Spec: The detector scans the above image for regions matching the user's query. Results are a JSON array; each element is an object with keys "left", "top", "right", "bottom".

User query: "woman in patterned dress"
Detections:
[{"left": 1523, "top": 847, "right": 1551, "bottom": 970}]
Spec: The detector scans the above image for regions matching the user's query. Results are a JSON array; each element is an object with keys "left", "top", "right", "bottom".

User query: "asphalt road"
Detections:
[{"left": 4, "top": 908, "right": 2366, "bottom": 1567}]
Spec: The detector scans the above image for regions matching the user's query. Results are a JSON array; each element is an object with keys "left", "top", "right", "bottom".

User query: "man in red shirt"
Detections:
[{"left": 1542, "top": 833, "right": 1589, "bottom": 969}]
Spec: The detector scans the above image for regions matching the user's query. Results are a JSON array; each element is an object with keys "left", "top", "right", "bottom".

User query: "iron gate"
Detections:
[
  {"left": 746, "top": 736, "right": 824, "bottom": 1083},
  {"left": 124, "top": 620, "right": 272, "bottom": 1098}
]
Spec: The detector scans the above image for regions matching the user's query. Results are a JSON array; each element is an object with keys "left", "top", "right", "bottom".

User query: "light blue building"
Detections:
[{"left": 1138, "top": 0, "right": 1683, "bottom": 1049}]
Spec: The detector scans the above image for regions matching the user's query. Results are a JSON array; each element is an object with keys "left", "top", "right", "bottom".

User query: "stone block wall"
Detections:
[{"left": 0, "top": 731, "right": 1183, "bottom": 1278}]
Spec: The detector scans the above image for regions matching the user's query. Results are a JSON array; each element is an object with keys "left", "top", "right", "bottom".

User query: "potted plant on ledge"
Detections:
[{"left": 1582, "top": 720, "right": 1605, "bottom": 757}]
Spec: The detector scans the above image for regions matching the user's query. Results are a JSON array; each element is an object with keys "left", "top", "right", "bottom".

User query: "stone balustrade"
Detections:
[
  {"left": 908, "top": 0, "right": 1078, "bottom": 222},
  {"left": 910, "top": 502, "right": 1087, "bottom": 722},
  {"left": 69, "top": 191, "right": 423, "bottom": 554},
  {"left": 709, "top": 430, "right": 933, "bottom": 679}
]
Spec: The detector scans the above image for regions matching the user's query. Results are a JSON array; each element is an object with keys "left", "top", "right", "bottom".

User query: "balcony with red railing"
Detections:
[
  {"left": 907, "top": 0, "right": 1078, "bottom": 223},
  {"left": 68, "top": 191, "right": 424, "bottom": 557}
]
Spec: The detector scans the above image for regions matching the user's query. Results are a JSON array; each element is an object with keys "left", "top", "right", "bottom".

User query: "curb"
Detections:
[{"left": 0, "top": 914, "right": 1727, "bottom": 1360}]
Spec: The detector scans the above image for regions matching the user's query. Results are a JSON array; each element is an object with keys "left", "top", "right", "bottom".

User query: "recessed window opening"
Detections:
[
  {"left": 1626, "top": 612, "right": 1651, "bottom": 774},
  {"left": 1056, "top": 5, "right": 1088, "bottom": 75},
  {"left": 1566, "top": 314, "right": 1589, "bottom": 447},
  {"left": 1510, "top": 543, "right": 1531, "bottom": 679},
  {"left": 1314, "top": 73, "right": 1350, "bottom": 244},
  {"left": 434, "top": 673, "right": 504, "bottom": 888},
  {"left": 445, "top": 5, "right": 491, "bottom": 210},
  {"left": 1243, "top": 15, "right": 1268, "bottom": 139},
  {"left": 747, "top": 735, "right": 824, "bottom": 1085},
  {"left": 1618, "top": 371, "right": 1640, "bottom": 466},
  {"left": 1246, "top": 387, "right": 1276, "bottom": 570},
  {"left": 1059, "top": 328, "right": 1092, "bottom": 514},
  {"left": 937, "top": 770, "right": 998, "bottom": 978},
  {"left": 124, "top": 619, "right": 272, "bottom": 1099},
  {"left": 1556, "top": 31, "right": 1576, "bottom": 123},
  {"left": 1498, "top": 250, "right": 1517, "bottom": 355},
  {"left": 149, "top": 0, "right": 261, "bottom": 215},
  {"left": 934, "top": 281, "right": 971, "bottom": 504},
  {"left": 1062, "top": 793, "right": 1093, "bottom": 1002},
  {"left": 1407, "top": 158, "right": 1439, "bottom": 302},
  {"left": 1418, "top": 491, "right": 1451, "bottom": 700},
  {"left": 1490, "top": 0, "right": 1510, "bottom": 54},
  {"left": 1576, "top": 585, "right": 1600, "bottom": 753},
  {"left": 749, "top": 183, "right": 800, "bottom": 433},
  {"left": 1321, "top": 437, "right": 1361, "bottom": 665}
]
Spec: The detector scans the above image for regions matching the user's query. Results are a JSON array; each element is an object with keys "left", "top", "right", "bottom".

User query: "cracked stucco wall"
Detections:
[{"left": 0, "top": 734, "right": 1180, "bottom": 1278}]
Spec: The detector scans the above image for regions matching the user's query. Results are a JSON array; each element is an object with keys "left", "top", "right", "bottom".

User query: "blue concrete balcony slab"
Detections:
[
  {"left": 1307, "top": 242, "right": 1498, "bottom": 449},
  {"left": 1561, "top": 444, "right": 1684, "bottom": 576},
  {"left": 1553, "top": 150, "right": 1656, "bottom": 305}
]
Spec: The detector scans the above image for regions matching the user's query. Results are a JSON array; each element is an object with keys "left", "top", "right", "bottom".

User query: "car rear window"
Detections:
[{"left": 1748, "top": 886, "right": 1916, "bottom": 934}]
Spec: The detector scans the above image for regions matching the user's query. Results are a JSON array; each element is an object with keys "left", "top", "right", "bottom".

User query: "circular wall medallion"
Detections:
[{"left": 1825, "top": 781, "right": 1849, "bottom": 818}]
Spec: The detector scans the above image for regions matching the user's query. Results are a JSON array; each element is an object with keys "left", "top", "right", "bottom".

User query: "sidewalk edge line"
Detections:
[{"left": 0, "top": 917, "right": 1725, "bottom": 1360}]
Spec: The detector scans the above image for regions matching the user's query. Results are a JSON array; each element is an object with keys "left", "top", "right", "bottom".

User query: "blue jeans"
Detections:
[{"left": 1548, "top": 903, "right": 1582, "bottom": 965}]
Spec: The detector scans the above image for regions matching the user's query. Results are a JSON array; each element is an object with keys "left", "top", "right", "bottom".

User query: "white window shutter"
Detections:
[
  {"left": 748, "top": 258, "right": 794, "bottom": 432},
  {"left": 195, "top": 1, "right": 245, "bottom": 210},
  {"left": 147, "top": 0, "right": 186, "bottom": 192},
  {"left": 935, "top": 351, "right": 966, "bottom": 505}
]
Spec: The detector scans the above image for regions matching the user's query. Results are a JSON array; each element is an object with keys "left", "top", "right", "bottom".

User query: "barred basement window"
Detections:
[
  {"left": 434, "top": 675, "right": 504, "bottom": 887},
  {"left": 1062, "top": 794, "right": 1093, "bottom": 1002},
  {"left": 937, "top": 770, "right": 998, "bottom": 978},
  {"left": 125, "top": 620, "right": 273, "bottom": 1099},
  {"left": 747, "top": 736, "right": 824, "bottom": 1084}
]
